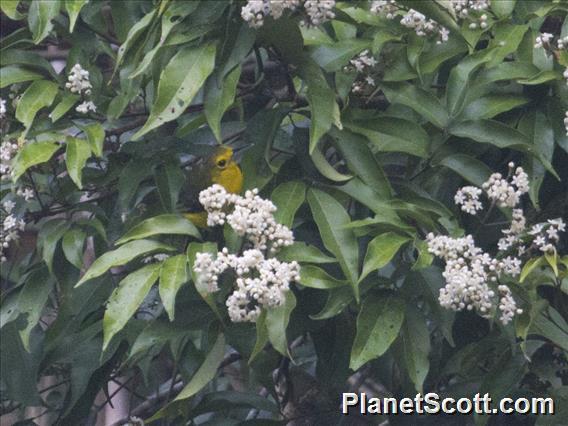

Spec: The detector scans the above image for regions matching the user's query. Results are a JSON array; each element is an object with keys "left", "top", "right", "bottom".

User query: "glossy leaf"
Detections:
[
  {"left": 461, "top": 95, "right": 530, "bottom": 121},
  {"left": 308, "top": 189, "right": 359, "bottom": 299},
  {"left": 116, "top": 215, "right": 200, "bottom": 245},
  {"left": 277, "top": 242, "right": 337, "bottom": 264},
  {"left": 76, "top": 240, "right": 175, "bottom": 287},
  {"left": 266, "top": 291, "right": 297, "bottom": 357},
  {"left": 15, "top": 80, "right": 59, "bottom": 131},
  {"left": 271, "top": 181, "right": 306, "bottom": 228},
  {"left": 438, "top": 153, "right": 492, "bottom": 187},
  {"left": 298, "top": 265, "right": 346, "bottom": 289},
  {"left": 12, "top": 141, "right": 60, "bottom": 182},
  {"left": 399, "top": 306, "right": 430, "bottom": 392},
  {"left": 381, "top": 82, "right": 449, "bottom": 128},
  {"left": 159, "top": 255, "right": 188, "bottom": 321},
  {"left": 311, "top": 143, "right": 353, "bottom": 182},
  {"left": 102, "top": 263, "right": 162, "bottom": 350},
  {"left": 65, "top": 0, "right": 88, "bottom": 32},
  {"left": 133, "top": 43, "right": 217, "bottom": 139},
  {"left": 50, "top": 93, "right": 80, "bottom": 122},
  {"left": 350, "top": 293, "right": 405, "bottom": 370},
  {"left": 65, "top": 136, "right": 91, "bottom": 189},
  {"left": 62, "top": 228, "right": 86, "bottom": 269},
  {"left": 360, "top": 232, "right": 411, "bottom": 282},
  {"left": 0, "top": 66, "right": 44, "bottom": 88},
  {"left": 173, "top": 333, "right": 226, "bottom": 401},
  {"left": 82, "top": 123, "right": 105, "bottom": 157},
  {"left": 28, "top": 0, "right": 61, "bottom": 44},
  {"left": 310, "top": 39, "right": 370, "bottom": 72},
  {"left": 204, "top": 66, "right": 241, "bottom": 143}
]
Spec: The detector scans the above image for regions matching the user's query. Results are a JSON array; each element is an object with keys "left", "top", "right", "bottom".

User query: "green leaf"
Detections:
[
  {"left": 249, "top": 311, "right": 268, "bottom": 364},
  {"left": 82, "top": 123, "right": 105, "bottom": 157},
  {"left": 298, "top": 59, "right": 341, "bottom": 154},
  {"left": 309, "top": 39, "right": 371, "bottom": 72},
  {"left": 277, "top": 242, "right": 337, "bottom": 264},
  {"left": 76, "top": 240, "right": 175, "bottom": 287},
  {"left": 381, "top": 82, "right": 449, "bottom": 128},
  {"left": 116, "top": 215, "right": 200, "bottom": 245},
  {"left": 159, "top": 255, "right": 188, "bottom": 321},
  {"left": 65, "top": 136, "right": 91, "bottom": 189},
  {"left": 437, "top": 153, "right": 492, "bottom": 187},
  {"left": 173, "top": 333, "right": 225, "bottom": 401},
  {"left": 517, "top": 70, "right": 560, "bottom": 85},
  {"left": 530, "top": 307, "right": 568, "bottom": 353},
  {"left": 28, "top": 0, "right": 61, "bottom": 44},
  {"left": 310, "top": 286, "right": 354, "bottom": 320},
  {"left": 50, "top": 93, "right": 80, "bottom": 122},
  {"left": 114, "top": 9, "right": 157, "bottom": 71},
  {"left": 266, "top": 291, "right": 297, "bottom": 357},
  {"left": 1, "top": 0, "right": 25, "bottom": 20},
  {"left": 397, "top": 0, "right": 459, "bottom": 33},
  {"left": 102, "top": 263, "right": 161, "bottom": 350},
  {"left": 446, "top": 50, "right": 494, "bottom": 117},
  {"left": 330, "top": 128, "right": 393, "bottom": 198},
  {"left": 12, "top": 141, "right": 60, "bottom": 182},
  {"left": 520, "top": 256, "right": 545, "bottom": 282},
  {"left": 372, "top": 31, "right": 402, "bottom": 55},
  {"left": 449, "top": 119, "right": 530, "bottom": 149},
  {"left": 133, "top": 43, "right": 217, "bottom": 140},
  {"left": 399, "top": 306, "right": 430, "bottom": 392},
  {"left": 350, "top": 293, "right": 405, "bottom": 370},
  {"left": 204, "top": 65, "right": 241, "bottom": 143},
  {"left": 491, "top": 0, "right": 517, "bottom": 17},
  {"left": 461, "top": 95, "right": 530, "bottom": 121},
  {"left": 38, "top": 219, "right": 70, "bottom": 272},
  {"left": 0, "top": 66, "right": 44, "bottom": 88},
  {"left": 345, "top": 117, "right": 430, "bottom": 158},
  {"left": 62, "top": 228, "right": 86, "bottom": 269},
  {"left": 65, "top": 0, "right": 88, "bottom": 32},
  {"left": 307, "top": 189, "right": 359, "bottom": 300},
  {"left": 311, "top": 143, "right": 353, "bottom": 182},
  {"left": 17, "top": 269, "right": 54, "bottom": 351},
  {"left": 360, "top": 232, "right": 411, "bottom": 282},
  {"left": 298, "top": 265, "right": 346, "bottom": 289},
  {"left": 412, "top": 239, "right": 433, "bottom": 270},
  {"left": 15, "top": 80, "right": 59, "bottom": 132},
  {"left": 271, "top": 181, "right": 306, "bottom": 228}
]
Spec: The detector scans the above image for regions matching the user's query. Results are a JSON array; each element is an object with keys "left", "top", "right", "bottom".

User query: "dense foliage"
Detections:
[{"left": 1, "top": 0, "right": 567, "bottom": 424}]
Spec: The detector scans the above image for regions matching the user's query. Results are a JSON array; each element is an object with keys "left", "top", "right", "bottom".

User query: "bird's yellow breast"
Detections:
[{"left": 211, "top": 163, "right": 243, "bottom": 195}]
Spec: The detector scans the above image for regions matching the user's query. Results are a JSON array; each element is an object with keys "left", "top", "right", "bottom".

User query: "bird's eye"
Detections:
[{"left": 217, "top": 159, "right": 227, "bottom": 168}]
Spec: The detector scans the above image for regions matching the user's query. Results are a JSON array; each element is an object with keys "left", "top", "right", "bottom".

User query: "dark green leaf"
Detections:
[
  {"left": 65, "top": 136, "right": 91, "bottom": 189},
  {"left": 204, "top": 66, "right": 241, "bottom": 142},
  {"left": 266, "top": 291, "right": 296, "bottom": 357},
  {"left": 277, "top": 242, "right": 337, "bottom": 264},
  {"left": 116, "top": 214, "right": 200, "bottom": 245},
  {"left": 298, "top": 265, "right": 346, "bottom": 289},
  {"left": 28, "top": 0, "right": 61, "bottom": 44},
  {"left": 350, "top": 293, "right": 405, "bottom": 370},
  {"left": 271, "top": 181, "right": 306, "bottom": 228},
  {"left": 62, "top": 228, "right": 86, "bottom": 269},
  {"left": 360, "top": 232, "right": 411, "bottom": 282},
  {"left": 159, "top": 254, "right": 188, "bottom": 321},
  {"left": 103, "top": 263, "right": 161, "bottom": 350}
]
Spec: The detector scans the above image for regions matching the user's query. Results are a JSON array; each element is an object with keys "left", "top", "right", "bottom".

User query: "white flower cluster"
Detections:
[
  {"left": 345, "top": 50, "right": 378, "bottom": 93},
  {"left": 302, "top": 0, "right": 336, "bottom": 26},
  {"left": 497, "top": 208, "right": 526, "bottom": 254},
  {"left": 426, "top": 233, "right": 522, "bottom": 325},
  {"left": 66, "top": 64, "right": 92, "bottom": 95},
  {"left": 1, "top": 205, "right": 26, "bottom": 263},
  {"left": 194, "top": 248, "right": 300, "bottom": 322},
  {"left": 400, "top": 9, "right": 449, "bottom": 44},
  {"left": 370, "top": 2, "right": 449, "bottom": 43},
  {"left": 65, "top": 64, "right": 96, "bottom": 114},
  {"left": 528, "top": 219, "right": 566, "bottom": 254},
  {"left": 534, "top": 32, "right": 554, "bottom": 49},
  {"left": 454, "top": 186, "right": 483, "bottom": 215},
  {"left": 241, "top": 0, "right": 334, "bottom": 28},
  {"left": 482, "top": 163, "right": 529, "bottom": 208},
  {"left": 451, "top": 0, "right": 490, "bottom": 29},
  {"left": 199, "top": 185, "right": 294, "bottom": 252},
  {"left": 194, "top": 184, "right": 299, "bottom": 322},
  {"left": 557, "top": 36, "right": 568, "bottom": 50},
  {"left": 0, "top": 98, "right": 6, "bottom": 119},
  {"left": 370, "top": 0, "right": 398, "bottom": 19},
  {"left": 0, "top": 140, "right": 19, "bottom": 181}
]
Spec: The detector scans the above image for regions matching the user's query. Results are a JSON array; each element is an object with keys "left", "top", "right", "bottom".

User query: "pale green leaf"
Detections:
[
  {"left": 133, "top": 43, "right": 217, "bottom": 140},
  {"left": 159, "top": 255, "right": 188, "bottom": 321},
  {"left": 65, "top": 136, "right": 91, "bottom": 189},
  {"left": 15, "top": 80, "right": 59, "bottom": 131},
  {"left": 298, "top": 265, "right": 346, "bottom": 289},
  {"left": 360, "top": 232, "right": 411, "bottom": 282},
  {"left": 76, "top": 240, "right": 175, "bottom": 287},
  {"left": 50, "top": 93, "right": 79, "bottom": 122},
  {"left": 103, "top": 263, "right": 161, "bottom": 350},
  {"left": 28, "top": 0, "right": 61, "bottom": 44},
  {"left": 350, "top": 294, "right": 405, "bottom": 370},
  {"left": 116, "top": 215, "right": 200, "bottom": 245},
  {"left": 12, "top": 141, "right": 60, "bottom": 182},
  {"left": 0, "top": 66, "right": 44, "bottom": 88},
  {"left": 65, "top": 0, "right": 88, "bottom": 32}
]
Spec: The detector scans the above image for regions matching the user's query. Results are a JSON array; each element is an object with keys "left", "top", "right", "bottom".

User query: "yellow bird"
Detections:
[{"left": 180, "top": 146, "right": 244, "bottom": 228}]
